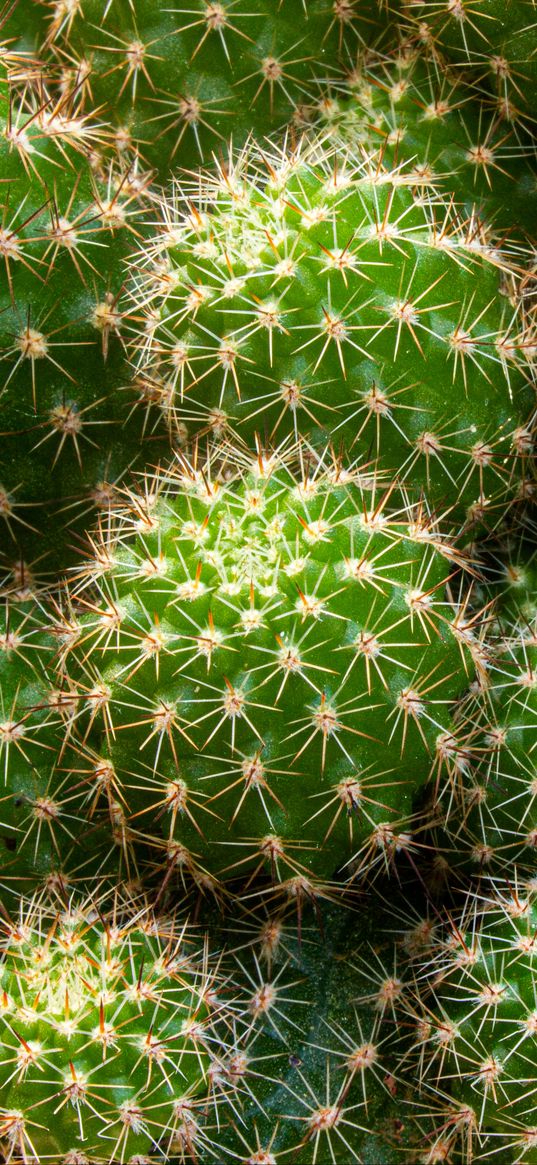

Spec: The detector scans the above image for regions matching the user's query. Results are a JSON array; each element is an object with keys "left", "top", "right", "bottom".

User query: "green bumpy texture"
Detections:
[
  {"left": 405, "top": 880, "right": 537, "bottom": 1164},
  {"left": 0, "top": 893, "right": 217, "bottom": 1163},
  {"left": 398, "top": 0, "right": 537, "bottom": 125},
  {"left": 0, "top": 61, "right": 173, "bottom": 574},
  {"left": 127, "top": 141, "right": 534, "bottom": 528},
  {"left": 50, "top": 450, "right": 480, "bottom": 899},
  {"left": 195, "top": 897, "right": 429, "bottom": 1164},
  {"left": 26, "top": 0, "right": 391, "bottom": 177},
  {"left": 0, "top": 596, "right": 61, "bottom": 883},
  {"left": 306, "top": 46, "right": 537, "bottom": 238},
  {"left": 0, "top": 592, "right": 148, "bottom": 900},
  {"left": 435, "top": 567, "right": 537, "bottom": 878}
]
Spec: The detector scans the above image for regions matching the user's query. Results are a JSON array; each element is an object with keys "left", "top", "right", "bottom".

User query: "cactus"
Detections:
[
  {"left": 0, "top": 593, "right": 74, "bottom": 885},
  {"left": 0, "top": 3, "right": 536, "bottom": 1162},
  {"left": 17, "top": 0, "right": 393, "bottom": 179},
  {"left": 427, "top": 559, "right": 537, "bottom": 879},
  {"left": 0, "top": 889, "right": 226, "bottom": 1163},
  {"left": 193, "top": 896, "right": 429, "bottom": 1165},
  {"left": 404, "top": 878, "right": 537, "bottom": 1164},
  {"left": 0, "top": 591, "right": 140, "bottom": 896},
  {"left": 44, "top": 444, "right": 487, "bottom": 906},
  {"left": 126, "top": 139, "right": 535, "bottom": 529},
  {"left": 304, "top": 45, "right": 537, "bottom": 239},
  {"left": 480, "top": 524, "right": 537, "bottom": 628},
  {"left": 397, "top": 0, "right": 537, "bottom": 129},
  {"left": 0, "top": 56, "right": 178, "bottom": 574}
]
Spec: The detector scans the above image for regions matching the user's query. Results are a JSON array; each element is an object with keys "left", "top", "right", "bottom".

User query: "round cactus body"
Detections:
[
  {"left": 26, "top": 0, "right": 392, "bottom": 177},
  {"left": 49, "top": 448, "right": 484, "bottom": 902},
  {"left": 0, "top": 893, "right": 219, "bottom": 1163},
  {"left": 405, "top": 880, "right": 537, "bottom": 1164},
  {"left": 127, "top": 141, "right": 535, "bottom": 529}
]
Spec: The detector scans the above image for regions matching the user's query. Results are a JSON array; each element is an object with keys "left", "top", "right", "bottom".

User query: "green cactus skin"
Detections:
[
  {"left": 0, "top": 592, "right": 143, "bottom": 896},
  {"left": 0, "top": 890, "right": 226, "bottom": 1163},
  {"left": 397, "top": 0, "right": 537, "bottom": 129},
  {"left": 430, "top": 582, "right": 537, "bottom": 879},
  {"left": 481, "top": 529, "right": 537, "bottom": 629},
  {"left": 0, "top": 2, "right": 47, "bottom": 58},
  {"left": 46, "top": 446, "right": 485, "bottom": 905},
  {"left": 126, "top": 140, "right": 535, "bottom": 531},
  {"left": 25, "top": 0, "right": 392, "bottom": 179},
  {"left": 0, "top": 60, "right": 174, "bottom": 574},
  {"left": 0, "top": 593, "right": 78, "bottom": 886},
  {"left": 304, "top": 46, "right": 537, "bottom": 239},
  {"left": 404, "top": 879, "right": 537, "bottom": 1165}
]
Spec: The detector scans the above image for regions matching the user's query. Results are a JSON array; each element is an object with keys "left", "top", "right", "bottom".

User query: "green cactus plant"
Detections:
[
  {"left": 0, "top": 889, "right": 225, "bottom": 1163},
  {"left": 428, "top": 569, "right": 537, "bottom": 879},
  {"left": 0, "top": 591, "right": 147, "bottom": 897},
  {"left": 125, "top": 139, "right": 535, "bottom": 531},
  {"left": 16, "top": 0, "right": 393, "bottom": 179},
  {"left": 44, "top": 444, "right": 487, "bottom": 906},
  {"left": 303, "top": 45, "right": 537, "bottom": 239},
  {"left": 481, "top": 524, "right": 537, "bottom": 628},
  {"left": 192, "top": 896, "right": 430, "bottom": 1165}
]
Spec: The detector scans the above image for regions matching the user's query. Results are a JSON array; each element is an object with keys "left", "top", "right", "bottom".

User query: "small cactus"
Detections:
[
  {"left": 47, "top": 445, "right": 484, "bottom": 902},
  {"left": 0, "top": 889, "right": 224, "bottom": 1163},
  {"left": 125, "top": 138, "right": 535, "bottom": 528}
]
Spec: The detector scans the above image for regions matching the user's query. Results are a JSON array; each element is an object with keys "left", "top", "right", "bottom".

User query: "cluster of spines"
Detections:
[
  {"left": 0, "top": 45, "right": 177, "bottom": 574},
  {"left": 398, "top": 877, "right": 537, "bottom": 1164},
  {"left": 300, "top": 42, "right": 537, "bottom": 241},
  {"left": 395, "top": 0, "right": 537, "bottom": 130}
]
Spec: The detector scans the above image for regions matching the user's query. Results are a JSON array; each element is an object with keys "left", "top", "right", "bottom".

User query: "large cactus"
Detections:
[{"left": 43, "top": 445, "right": 485, "bottom": 904}]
